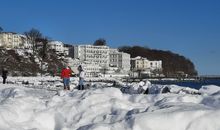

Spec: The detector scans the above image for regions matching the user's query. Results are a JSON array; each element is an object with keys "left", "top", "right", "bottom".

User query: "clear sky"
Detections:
[{"left": 0, "top": 0, "right": 220, "bottom": 75}]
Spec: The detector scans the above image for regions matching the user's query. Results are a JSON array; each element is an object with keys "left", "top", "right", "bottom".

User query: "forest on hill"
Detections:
[{"left": 119, "top": 46, "right": 198, "bottom": 77}]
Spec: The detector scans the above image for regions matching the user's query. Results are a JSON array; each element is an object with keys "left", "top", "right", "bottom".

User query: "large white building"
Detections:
[
  {"left": 72, "top": 45, "right": 131, "bottom": 77},
  {"left": 109, "top": 49, "right": 131, "bottom": 72},
  {"left": 0, "top": 32, "right": 27, "bottom": 48},
  {"left": 73, "top": 45, "right": 110, "bottom": 66}
]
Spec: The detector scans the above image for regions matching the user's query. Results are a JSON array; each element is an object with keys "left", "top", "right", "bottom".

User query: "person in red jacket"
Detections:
[{"left": 61, "top": 66, "right": 72, "bottom": 90}]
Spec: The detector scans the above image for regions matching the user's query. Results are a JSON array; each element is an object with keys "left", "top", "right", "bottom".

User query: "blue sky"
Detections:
[{"left": 0, "top": 0, "right": 220, "bottom": 75}]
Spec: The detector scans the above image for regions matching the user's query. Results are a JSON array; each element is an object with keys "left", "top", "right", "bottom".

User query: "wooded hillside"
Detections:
[{"left": 119, "top": 46, "right": 198, "bottom": 77}]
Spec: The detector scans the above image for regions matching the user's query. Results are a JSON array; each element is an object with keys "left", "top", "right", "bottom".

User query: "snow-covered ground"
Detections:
[{"left": 0, "top": 77, "right": 220, "bottom": 130}]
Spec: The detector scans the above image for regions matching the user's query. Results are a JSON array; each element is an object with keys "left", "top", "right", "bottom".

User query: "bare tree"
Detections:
[
  {"left": 35, "top": 37, "right": 49, "bottom": 76},
  {"left": 24, "top": 28, "right": 42, "bottom": 53},
  {"left": 93, "top": 38, "right": 107, "bottom": 46},
  {"left": 35, "top": 37, "right": 49, "bottom": 59}
]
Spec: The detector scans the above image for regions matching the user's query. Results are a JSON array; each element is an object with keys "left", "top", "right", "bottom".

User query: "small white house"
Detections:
[
  {"left": 48, "top": 41, "right": 66, "bottom": 55},
  {"left": 131, "top": 56, "right": 163, "bottom": 77}
]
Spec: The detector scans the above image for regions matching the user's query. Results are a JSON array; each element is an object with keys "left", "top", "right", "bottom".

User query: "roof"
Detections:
[{"left": 131, "top": 56, "right": 148, "bottom": 60}]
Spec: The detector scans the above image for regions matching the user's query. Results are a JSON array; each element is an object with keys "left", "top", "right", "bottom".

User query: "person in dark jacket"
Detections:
[{"left": 2, "top": 68, "right": 8, "bottom": 84}]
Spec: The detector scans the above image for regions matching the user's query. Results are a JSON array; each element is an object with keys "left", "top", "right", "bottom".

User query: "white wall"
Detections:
[
  {"left": 49, "top": 41, "right": 65, "bottom": 54},
  {"left": 73, "top": 45, "right": 110, "bottom": 66}
]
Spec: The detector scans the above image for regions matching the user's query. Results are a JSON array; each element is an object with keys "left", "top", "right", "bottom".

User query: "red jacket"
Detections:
[{"left": 61, "top": 68, "right": 71, "bottom": 78}]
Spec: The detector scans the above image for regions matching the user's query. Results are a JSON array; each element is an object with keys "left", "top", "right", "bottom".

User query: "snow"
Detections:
[
  {"left": 0, "top": 77, "right": 220, "bottom": 130},
  {"left": 199, "top": 85, "right": 220, "bottom": 95}
]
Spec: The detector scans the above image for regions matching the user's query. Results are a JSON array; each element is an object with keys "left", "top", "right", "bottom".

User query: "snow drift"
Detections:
[{"left": 0, "top": 77, "right": 220, "bottom": 130}]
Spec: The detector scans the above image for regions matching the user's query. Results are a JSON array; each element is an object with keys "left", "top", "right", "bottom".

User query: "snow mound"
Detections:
[
  {"left": 0, "top": 77, "right": 220, "bottom": 130},
  {"left": 121, "top": 81, "right": 201, "bottom": 95},
  {"left": 199, "top": 85, "right": 220, "bottom": 95}
]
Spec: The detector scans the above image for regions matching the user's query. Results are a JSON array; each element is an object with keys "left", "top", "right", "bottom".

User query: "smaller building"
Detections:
[
  {"left": 48, "top": 41, "right": 70, "bottom": 55},
  {"left": 131, "top": 56, "right": 162, "bottom": 77}
]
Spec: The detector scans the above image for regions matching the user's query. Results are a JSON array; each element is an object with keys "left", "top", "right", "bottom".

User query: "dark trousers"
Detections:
[
  {"left": 3, "top": 77, "right": 6, "bottom": 84},
  {"left": 78, "top": 85, "right": 84, "bottom": 90}
]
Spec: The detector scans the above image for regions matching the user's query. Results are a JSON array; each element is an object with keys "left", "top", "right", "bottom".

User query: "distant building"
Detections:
[
  {"left": 73, "top": 45, "right": 110, "bottom": 66},
  {"left": 131, "top": 56, "right": 162, "bottom": 77},
  {"left": 0, "top": 32, "right": 27, "bottom": 48},
  {"left": 109, "top": 49, "right": 131, "bottom": 72},
  {"left": 72, "top": 45, "right": 131, "bottom": 77},
  {"left": 131, "top": 56, "right": 162, "bottom": 70},
  {"left": 49, "top": 41, "right": 64, "bottom": 54},
  {"left": 48, "top": 41, "right": 70, "bottom": 55}
]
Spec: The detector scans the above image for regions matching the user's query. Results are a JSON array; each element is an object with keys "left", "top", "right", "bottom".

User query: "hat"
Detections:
[{"left": 78, "top": 65, "right": 83, "bottom": 70}]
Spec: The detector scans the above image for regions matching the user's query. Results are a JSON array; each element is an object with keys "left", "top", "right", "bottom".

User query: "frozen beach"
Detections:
[{"left": 0, "top": 77, "right": 220, "bottom": 130}]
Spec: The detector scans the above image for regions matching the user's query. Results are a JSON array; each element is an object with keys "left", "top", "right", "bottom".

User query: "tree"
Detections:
[
  {"left": 24, "top": 28, "right": 42, "bottom": 53},
  {"left": 93, "top": 38, "right": 107, "bottom": 46},
  {"left": 35, "top": 37, "right": 49, "bottom": 76},
  {"left": 35, "top": 37, "right": 49, "bottom": 59},
  {"left": 0, "top": 26, "right": 3, "bottom": 32}
]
